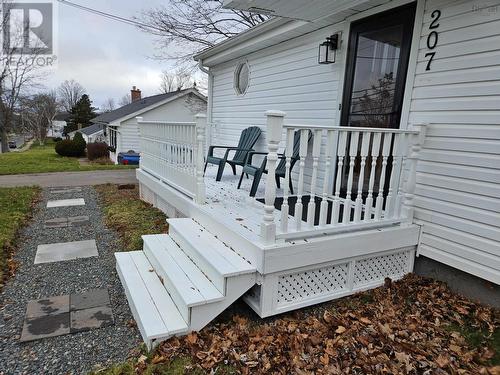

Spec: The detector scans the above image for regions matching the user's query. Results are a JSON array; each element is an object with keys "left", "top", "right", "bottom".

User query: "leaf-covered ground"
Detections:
[
  {"left": 95, "top": 184, "right": 168, "bottom": 251},
  {"left": 96, "top": 274, "right": 499, "bottom": 374},
  {"left": 0, "top": 186, "right": 40, "bottom": 287}
]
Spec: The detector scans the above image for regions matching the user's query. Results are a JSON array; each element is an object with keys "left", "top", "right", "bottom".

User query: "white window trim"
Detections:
[{"left": 233, "top": 60, "right": 251, "bottom": 96}]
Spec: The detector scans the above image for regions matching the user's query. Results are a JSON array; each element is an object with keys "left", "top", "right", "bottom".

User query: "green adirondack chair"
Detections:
[
  {"left": 204, "top": 126, "right": 262, "bottom": 181},
  {"left": 238, "top": 130, "right": 311, "bottom": 197}
]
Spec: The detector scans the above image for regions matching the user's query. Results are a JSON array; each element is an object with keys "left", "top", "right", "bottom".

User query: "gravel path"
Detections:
[{"left": 0, "top": 186, "right": 141, "bottom": 374}]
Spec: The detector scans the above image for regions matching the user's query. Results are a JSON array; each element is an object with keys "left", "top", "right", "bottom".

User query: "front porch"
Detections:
[{"left": 132, "top": 112, "right": 425, "bottom": 326}]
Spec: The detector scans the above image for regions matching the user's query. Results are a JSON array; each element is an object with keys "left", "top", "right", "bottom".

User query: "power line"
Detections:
[{"left": 57, "top": 0, "right": 162, "bottom": 32}]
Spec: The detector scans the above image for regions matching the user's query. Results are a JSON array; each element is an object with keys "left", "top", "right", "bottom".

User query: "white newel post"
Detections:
[
  {"left": 402, "top": 123, "right": 427, "bottom": 223},
  {"left": 136, "top": 117, "right": 143, "bottom": 168},
  {"left": 195, "top": 114, "right": 207, "bottom": 204},
  {"left": 261, "top": 110, "right": 285, "bottom": 245}
]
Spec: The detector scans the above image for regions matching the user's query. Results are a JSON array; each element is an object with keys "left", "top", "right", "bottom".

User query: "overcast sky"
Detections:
[{"left": 46, "top": 0, "right": 180, "bottom": 111}]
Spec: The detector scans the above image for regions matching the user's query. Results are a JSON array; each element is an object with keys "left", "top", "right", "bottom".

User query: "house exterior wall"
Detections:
[
  {"left": 83, "top": 131, "right": 105, "bottom": 144},
  {"left": 207, "top": 0, "right": 500, "bottom": 284},
  {"left": 211, "top": 27, "right": 343, "bottom": 152},
  {"left": 405, "top": 0, "right": 500, "bottom": 284},
  {"left": 47, "top": 120, "right": 65, "bottom": 138},
  {"left": 119, "top": 94, "right": 207, "bottom": 156}
]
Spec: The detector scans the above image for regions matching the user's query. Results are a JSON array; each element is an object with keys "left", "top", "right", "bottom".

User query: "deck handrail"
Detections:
[
  {"left": 284, "top": 123, "right": 421, "bottom": 134},
  {"left": 137, "top": 114, "right": 206, "bottom": 204},
  {"left": 261, "top": 110, "right": 427, "bottom": 244}
]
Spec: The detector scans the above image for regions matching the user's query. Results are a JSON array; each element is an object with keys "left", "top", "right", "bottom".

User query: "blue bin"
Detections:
[{"left": 118, "top": 151, "right": 140, "bottom": 165}]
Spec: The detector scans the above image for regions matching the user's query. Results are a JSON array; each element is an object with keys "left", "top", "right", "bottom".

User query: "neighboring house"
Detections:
[
  {"left": 78, "top": 123, "right": 106, "bottom": 143},
  {"left": 91, "top": 87, "right": 208, "bottom": 164},
  {"left": 116, "top": 0, "right": 500, "bottom": 349},
  {"left": 47, "top": 112, "right": 69, "bottom": 138},
  {"left": 67, "top": 125, "right": 104, "bottom": 142}
]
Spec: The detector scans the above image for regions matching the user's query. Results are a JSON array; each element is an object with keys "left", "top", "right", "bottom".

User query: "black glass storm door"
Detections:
[
  {"left": 335, "top": 3, "right": 416, "bottom": 220},
  {"left": 341, "top": 3, "right": 416, "bottom": 129}
]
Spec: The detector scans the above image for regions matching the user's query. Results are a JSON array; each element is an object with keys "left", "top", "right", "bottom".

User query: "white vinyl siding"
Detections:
[
  {"left": 210, "top": 28, "right": 346, "bottom": 193},
  {"left": 407, "top": 0, "right": 500, "bottom": 284},
  {"left": 211, "top": 27, "right": 343, "bottom": 153},
  {"left": 207, "top": 0, "right": 500, "bottom": 284}
]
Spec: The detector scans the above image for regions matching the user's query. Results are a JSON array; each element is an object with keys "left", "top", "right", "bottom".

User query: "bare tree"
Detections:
[
  {"left": 159, "top": 69, "right": 193, "bottom": 93},
  {"left": 137, "top": 0, "right": 270, "bottom": 63},
  {"left": 118, "top": 93, "right": 132, "bottom": 107},
  {"left": 58, "top": 79, "right": 85, "bottom": 113},
  {"left": 20, "top": 91, "right": 58, "bottom": 145},
  {"left": 0, "top": 3, "right": 46, "bottom": 152},
  {"left": 101, "top": 97, "right": 116, "bottom": 112}
]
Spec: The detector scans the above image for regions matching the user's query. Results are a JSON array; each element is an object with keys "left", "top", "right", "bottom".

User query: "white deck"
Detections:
[{"left": 202, "top": 164, "right": 298, "bottom": 244}]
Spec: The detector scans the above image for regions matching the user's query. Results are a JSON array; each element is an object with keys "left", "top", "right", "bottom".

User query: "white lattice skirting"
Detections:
[{"left": 246, "top": 247, "right": 415, "bottom": 316}]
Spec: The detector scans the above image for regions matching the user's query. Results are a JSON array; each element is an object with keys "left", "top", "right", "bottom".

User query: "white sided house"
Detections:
[
  {"left": 117, "top": 0, "right": 500, "bottom": 349},
  {"left": 92, "top": 87, "right": 207, "bottom": 164},
  {"left": 78, "top": 123, "right": 106, "bottom": 143}
]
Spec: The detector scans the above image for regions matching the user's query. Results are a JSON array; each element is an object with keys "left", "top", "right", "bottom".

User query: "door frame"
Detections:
[
  {"left": 328, "top": 0, "right": 425, "bottom": 196},
  {"left": 333, "top": 0, "right": 425, "bottom": 131},
  {"left": 339, "top": 2, "right": 417, "bottom": 129}
]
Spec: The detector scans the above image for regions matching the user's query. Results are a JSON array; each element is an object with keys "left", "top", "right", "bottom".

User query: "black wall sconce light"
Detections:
[{"left": 318, "top": 34, "right": 339, "bottom": 64}]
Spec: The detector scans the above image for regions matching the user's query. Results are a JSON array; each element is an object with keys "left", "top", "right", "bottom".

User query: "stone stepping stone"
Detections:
[
  {"left": 34, "top": 239, "right": 98, "bottom": 264},
  {"left": 47, "top": 198, "right": 85, "bottom": 208},
  {"left": 44, "top": 216, "right": 90, "bottom": 229},
  {"left": 20, "top": 289, "right": 113, "bottom": 342},
  {"left": 50, "top": 187, "right": 82, "bottom": 194}
]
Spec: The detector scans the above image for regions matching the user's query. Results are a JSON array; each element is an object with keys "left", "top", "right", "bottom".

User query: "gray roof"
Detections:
[
  {"left": 91, "top": 89, "right": 196, "bottom": 124},
  {"left": 78, "top": 123, "right": 105, "bottom": 136}
]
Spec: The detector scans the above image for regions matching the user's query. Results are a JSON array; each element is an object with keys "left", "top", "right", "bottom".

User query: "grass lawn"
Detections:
[
  {"left": 95, "top": 184, "right": 168, "bottom": 251},
  {"left": 0, "top": 186, "right": 40, "bottom": 285},
  {"left": 0, "top": 140, "right": 135, "bottom": 175}
]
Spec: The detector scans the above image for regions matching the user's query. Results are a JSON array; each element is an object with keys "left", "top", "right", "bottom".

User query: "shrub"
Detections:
[
  {"left": 86, "top": 142, "right": 109, "bottom": 161},
  {"left": 73, "top": 132, "right": 86, "bottom": 149},
  {"left": 55, "top": 139, "right": 85, "bottom": 157}
]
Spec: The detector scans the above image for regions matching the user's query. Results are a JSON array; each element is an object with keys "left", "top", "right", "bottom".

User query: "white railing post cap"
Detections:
[
  {"left": 194, "top": 113, "right": 207, "bottom": 119},
  {"left": 265, "top": 110, "right": 286, "bottom": 118},
  {"left": 136, "top": 116, "right": 144, "bottom": 123}
]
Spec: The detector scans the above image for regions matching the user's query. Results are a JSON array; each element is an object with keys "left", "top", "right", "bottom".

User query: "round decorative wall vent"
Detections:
[{"left": 234, "top": 61, "right": 250, "bottom": 95}]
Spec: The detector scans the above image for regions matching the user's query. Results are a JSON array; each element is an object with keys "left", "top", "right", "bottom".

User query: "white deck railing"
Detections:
[
  {"left": 137, "top": 114, "right": 206, "bottom": 204},
  {"left": 261, "top": 111, "right": 427, "bottom": 244}
]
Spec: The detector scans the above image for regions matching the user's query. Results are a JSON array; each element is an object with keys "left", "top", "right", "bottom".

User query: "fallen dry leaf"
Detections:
[
  {"left": 123, "top": 274, "right": 499, "bottom": 375},
  {"left": 335, "top": 326, "right": 346, "bottom": 334}
]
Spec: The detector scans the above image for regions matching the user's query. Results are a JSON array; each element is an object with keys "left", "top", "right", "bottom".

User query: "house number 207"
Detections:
[{"left": 425, "top": 10, "right": 441, "bottom": 71}]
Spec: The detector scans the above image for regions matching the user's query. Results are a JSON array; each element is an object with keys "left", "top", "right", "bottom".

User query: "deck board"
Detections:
[{"left": 203, "top": 165, "right": 302, "bottom": 244}]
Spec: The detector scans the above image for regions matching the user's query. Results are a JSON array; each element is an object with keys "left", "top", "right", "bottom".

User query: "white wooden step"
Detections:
[
  {"left": 115, "top": 251, "right": 188, "bottom": 349},
  {"left": 142, "top": 234, "right": 224, "bottom": 322},
  {"left": 168, "top": 218, "right": 255, "bottom": 292}
]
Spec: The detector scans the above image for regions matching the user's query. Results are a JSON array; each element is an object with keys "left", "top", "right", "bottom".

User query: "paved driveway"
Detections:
[{"left": 0, "top": 169, "right": 137, "bottom": 187}]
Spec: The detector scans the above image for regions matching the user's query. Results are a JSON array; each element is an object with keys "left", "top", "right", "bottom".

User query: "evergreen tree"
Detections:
[{"left": 66, "top": 94, "right": 97, "bottom": 133}]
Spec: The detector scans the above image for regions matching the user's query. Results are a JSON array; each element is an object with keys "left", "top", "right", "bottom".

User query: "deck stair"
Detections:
[{"left": 116, "top": 218, "right": 257, "bottom": 349}]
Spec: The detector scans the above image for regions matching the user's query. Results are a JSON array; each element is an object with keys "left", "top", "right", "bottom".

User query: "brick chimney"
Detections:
[{"left": 131, "top": 86, "right": 141, "bottom": 102}]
